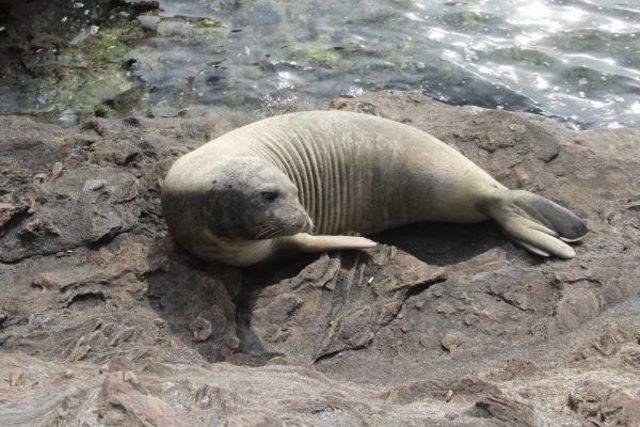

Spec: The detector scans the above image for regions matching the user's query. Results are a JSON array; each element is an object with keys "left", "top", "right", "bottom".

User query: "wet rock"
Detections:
[
  {"left": 137, "top": 14, "right": 160, "bottom": 31},
  {"left": 247, "top": 4, "right": 281, "bottom": 30}
]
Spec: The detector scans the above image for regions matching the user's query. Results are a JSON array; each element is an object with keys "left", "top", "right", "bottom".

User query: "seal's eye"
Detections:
[{"left": 261, "top": 191, "right": 279, "bottom": 202}]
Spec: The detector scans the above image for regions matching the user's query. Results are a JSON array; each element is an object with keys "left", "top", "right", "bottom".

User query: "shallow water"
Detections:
[{"left": 1, "top": 0, "right": 639, "bottom": 128}]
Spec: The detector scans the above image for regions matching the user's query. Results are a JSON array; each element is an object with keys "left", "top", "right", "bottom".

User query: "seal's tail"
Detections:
[{"left": 483, "top": 190, "right": 588, "bottom": 258}]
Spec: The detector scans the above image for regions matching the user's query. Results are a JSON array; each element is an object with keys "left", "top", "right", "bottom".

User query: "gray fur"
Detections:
[
  {"left": 161, "top": 110, "right": 587, "bottom": 266},
  {"left": 162, "top": 157, "right": 311, "bottom": 240}
]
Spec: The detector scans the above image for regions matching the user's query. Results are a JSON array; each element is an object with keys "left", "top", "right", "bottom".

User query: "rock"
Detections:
[
  {"left": 568, "top": 381, "right": 640, "bottom": 426},
  {"left": 441, "top": 332, "right": 465, "bottom": 354},
  {"left": 573, "top": 322, "right": 640, "bottom": 360},
  {"left": 242, "top": 249, "right": 446, "bottom": 363},
  {"left": 0, "top": 202, "right": 25, "bottom": 229},
  {"left": 436, "top": 301, "right": 456, "bottom": 314},
  {"left": 472, "top": 393, "right": 535, "bottom": 426},
  {"left": 0, "top": 167, "right": 140, "bottom": 263},
  {"left": 384, "top": 376, "right": 501, "bottom": 405},
  {"left": 485, "top": 358, "right": 540, "bottom": 382},
  {"left": 619, "top": 345, "right": 640, "bottom": 369},
  {"left": 189, "top": 316, "right": 213, "bottom": 342},
  {"left": 0, "top": 92, "right": 640, "bottom": 424},
  {"left": 82, "top": 179, "right": 107, "bottom": 192},
  {"left": 109, "top": 327, "right": 136, "bottom": 347},
  {"left": 137, "top": 15, "right": 160, "bottom": 31},
  {"left": 98, "top": 373, "right": 181, "bottom": 426}
]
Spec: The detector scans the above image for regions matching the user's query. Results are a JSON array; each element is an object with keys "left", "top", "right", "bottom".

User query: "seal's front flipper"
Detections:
[
  {"left": 276, "top": 233, "right": 377, "bottom": 253},
  {"left": 484, "top": 190, "right": 588, "bottom": 259}
]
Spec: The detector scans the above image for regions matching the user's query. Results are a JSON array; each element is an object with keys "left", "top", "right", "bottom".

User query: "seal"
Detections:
[{"left": 161, "top": 110, "right": 587, "bottom": 266}]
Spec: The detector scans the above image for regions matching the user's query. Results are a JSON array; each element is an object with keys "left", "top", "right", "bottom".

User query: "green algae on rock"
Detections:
[{"left": 0, "top": 0, "right": 151, "bottom": 125}]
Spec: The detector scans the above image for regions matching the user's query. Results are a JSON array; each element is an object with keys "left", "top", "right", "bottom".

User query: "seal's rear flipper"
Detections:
[
  {"left": 484, "top": 190, "right": 588, "bottom": 259},
  {"left": 276, "top": 233, "right": 377, "bottom": 253}
]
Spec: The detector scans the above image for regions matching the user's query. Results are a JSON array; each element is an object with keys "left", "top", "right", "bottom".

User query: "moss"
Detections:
[
  {"left": 244, "top": 66, "right": 265, "bottom": 81},
  {"left": 177, "top": 15, "right": 225, "bottom": 28},
  {"left": 71, "top": 25, "right": 142, "bottom": 65},
  {"left": 479, "top": 48, "right": 559, "bottom": 69},
  {"left": 0, "top": 0, "right": 153, "bottom": 122},
  {"left": 550, "top": 30, "right": 640, "bottom": 68},
  {"left": 288, "top": 42, "right": 342, "bottom": 68},
  {"left": 13, "top": 22, "right": 146, "bottom": 121},
  {"left": 344, "top": 8, "right": 400, "bottom": 25},
  {"left": 437, "top": 11, "right": 506, "bottom": 34},
  {"left": 551, "top": 29, "right": 640, "bottom": 52},
  {"left": 560, "top": 66, "right": 637, "bottom": 95}
]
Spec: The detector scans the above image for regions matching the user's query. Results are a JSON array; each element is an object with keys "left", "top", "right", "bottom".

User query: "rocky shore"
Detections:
[{"left": 1, "top": 92, "right": 639, "bottom": 425}]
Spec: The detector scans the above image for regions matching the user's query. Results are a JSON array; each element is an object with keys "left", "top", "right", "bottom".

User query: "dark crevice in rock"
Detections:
[
  {"left": 0, "top": 251, "right": 43, "bottom": 265},
  {"left": 405, "top": 276, "right": 448, "bottom": 299},
  {"left": 66, "top": 291, "right": 107, "bottom": 309},
  {"left": 313, "top": 348, "right": 346, "bottom": 364},
  {"left": 86, "top": 228, "right": 132, "bottom": 250},
  {"left": 2, "top": 226, "right": 132, "bottom": 264},
  {"left": 233, "top": 288, "right": 266, "bottom": 362},
  {"left": 486, "top": 289, "right": 530, "bottom": 312},
  {"left": 121, "top": 152, "right": 140, "bottom": 166},
  {"left": 0, "top": 206, "right": 30, "bottom": 237}
]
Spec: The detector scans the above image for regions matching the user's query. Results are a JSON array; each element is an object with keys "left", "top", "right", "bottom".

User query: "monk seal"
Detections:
[{"left": 161, "top": 110, "right": 587, "bottom": 266}]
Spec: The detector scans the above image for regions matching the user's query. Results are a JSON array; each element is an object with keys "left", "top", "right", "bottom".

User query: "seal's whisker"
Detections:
[
  {"left": 264, "top": 227, "right": 283, "bottom": 239},
  {"left": 253, "top": 227, "right": 268, "bottom": 239},
  {"left": 252, "top": 223, "right": 268, "bottom": 236},
  {"left": 255, "top": 223, "right": 279, "bottom": 239},
  {"left": 261, "top": 224, "right": 276, "bottom": 238},
  {"left": 254, "top": 222, "right": 273, "bottom": 234}
]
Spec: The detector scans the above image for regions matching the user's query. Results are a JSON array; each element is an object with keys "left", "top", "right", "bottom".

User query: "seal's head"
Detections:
[{"left": 194, "top": 157, "right": 312, "bottom": 240}]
